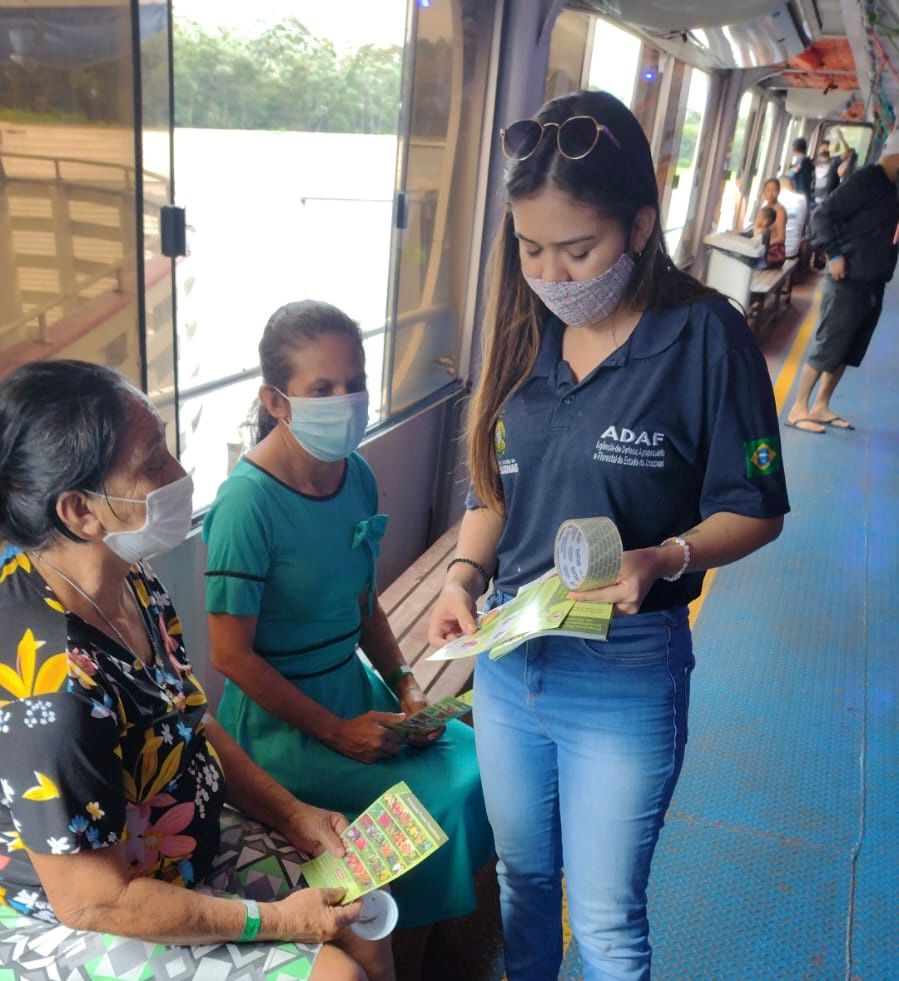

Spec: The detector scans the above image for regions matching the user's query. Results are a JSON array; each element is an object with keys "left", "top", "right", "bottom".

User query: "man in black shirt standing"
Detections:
[
  {"left": 787, "top": 131, "right": 899, "bottom": 432},
  {"left": 789, "top": 137, "right": 815, "bottom": 206}
]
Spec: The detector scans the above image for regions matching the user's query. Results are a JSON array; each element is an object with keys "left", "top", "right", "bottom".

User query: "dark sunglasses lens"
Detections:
[
  {"left": 558, "top": 117, "right": 599, "bottom": 158},
  {"left": 503, "top": 120, "right": 542, "bottom": 159}
]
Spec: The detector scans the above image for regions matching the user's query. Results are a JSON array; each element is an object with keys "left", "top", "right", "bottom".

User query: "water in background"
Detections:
[{"left": 146, "top": 128, "right": 397, "bottom": 503}]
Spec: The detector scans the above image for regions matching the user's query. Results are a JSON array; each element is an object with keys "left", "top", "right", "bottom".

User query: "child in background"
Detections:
[{"left": 754, "top": 206, "right": 777, "bottom": 268}]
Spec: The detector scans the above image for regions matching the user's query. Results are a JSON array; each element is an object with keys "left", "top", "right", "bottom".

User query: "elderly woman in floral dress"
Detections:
[{"left": 0, "top": 359, "right": 394, "bottom": 981}]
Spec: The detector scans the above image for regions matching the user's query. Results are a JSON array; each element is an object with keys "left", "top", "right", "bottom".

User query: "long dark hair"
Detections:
[
  {"left": 255, "top": 300, "right": 364, "bottom": 443},
  {"left": 0, "top": 360, "right": 135, "bottom": 548},
  {"left": 469, "top": 89, "right": 717, "bottom": 512}
]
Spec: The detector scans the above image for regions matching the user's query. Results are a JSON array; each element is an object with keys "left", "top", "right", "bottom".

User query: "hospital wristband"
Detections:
[
  {"left": 238, "top": 898, "right": 261, "bottom": 943},
  {"left": 660, "top": 537, "right": 692, "bottom": 582}
]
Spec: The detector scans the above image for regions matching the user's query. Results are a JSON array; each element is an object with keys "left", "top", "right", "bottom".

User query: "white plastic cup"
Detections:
[{"left": 350, "top": 889, "right": 399, "bottom": 941}]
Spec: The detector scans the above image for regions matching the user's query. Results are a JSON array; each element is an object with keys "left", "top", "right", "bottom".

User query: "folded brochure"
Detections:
[
  {"left": 300, "top": 781, "right": 447, "bottom": 903},
  {"left": 385, "top": 689, "right": 473, "bottom": 733},
  {"left": 428, "top": 569, "right": 613, "bottom": 662}
]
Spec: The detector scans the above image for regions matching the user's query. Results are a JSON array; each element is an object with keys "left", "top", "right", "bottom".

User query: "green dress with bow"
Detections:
[{"left": 202, "top": 455, "right": 493, "bottom": 929}]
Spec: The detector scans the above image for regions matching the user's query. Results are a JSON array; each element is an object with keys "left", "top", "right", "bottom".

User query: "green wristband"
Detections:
[
  {"left": 238, "top": 898, "right": 261, "bottom": 942},
  {"left": 387, "top": 664, "right": 414, "bottom": 690}
]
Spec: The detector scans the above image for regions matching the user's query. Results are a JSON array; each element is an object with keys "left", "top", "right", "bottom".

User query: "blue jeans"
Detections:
[{"left": 474, "top": 594, "right": 695, "bottom": 981}]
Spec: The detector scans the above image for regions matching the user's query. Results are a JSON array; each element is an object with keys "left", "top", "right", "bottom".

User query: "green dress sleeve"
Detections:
[{"left": 202, "top": 475, "right": 273, "bottom": 616}]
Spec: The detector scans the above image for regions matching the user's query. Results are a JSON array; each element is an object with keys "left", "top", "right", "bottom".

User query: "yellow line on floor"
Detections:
[
  {"left": 687, "top": 289, "right": 822, "bottom": 629},
  {"left": 772, "top": 291, "right": 822, "bottom": 413}
]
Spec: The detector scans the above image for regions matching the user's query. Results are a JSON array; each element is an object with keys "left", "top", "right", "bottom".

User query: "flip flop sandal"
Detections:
[{"left": 785, "top": 418, "right": 827, "bottom": 434}]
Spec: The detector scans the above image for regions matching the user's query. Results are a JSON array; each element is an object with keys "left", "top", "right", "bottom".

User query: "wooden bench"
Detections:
[
  {"left": 748, "top": 257, "right": 799, "bottom": 332},
  {"left": 380, "top": 520, "right": 476, "bottom": 704}
]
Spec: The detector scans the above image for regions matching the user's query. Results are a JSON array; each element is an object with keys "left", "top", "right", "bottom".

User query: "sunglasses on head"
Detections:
[{"left": 500, "top": 115, "right": 622, "bottom": 161}]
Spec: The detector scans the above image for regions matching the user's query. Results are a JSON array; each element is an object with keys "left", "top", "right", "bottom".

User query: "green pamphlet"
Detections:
[
  {"left": 299, "top": 782, "right": 448, "bottom": 903},
  {"left": 427, "top": 569, "right": 613, "bottom": 662},
  {"left": 385, "top": 690, "right": 474, "bottom": 733}
]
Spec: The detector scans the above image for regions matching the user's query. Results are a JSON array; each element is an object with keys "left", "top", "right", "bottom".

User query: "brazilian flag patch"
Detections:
[{"left": 744, "top": 436, "right": 782, "bottom": 478}]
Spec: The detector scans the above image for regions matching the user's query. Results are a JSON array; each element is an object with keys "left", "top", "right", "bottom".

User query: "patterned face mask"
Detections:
[{"left": 524, "top": 252, "right": 635, "bottom": 327}]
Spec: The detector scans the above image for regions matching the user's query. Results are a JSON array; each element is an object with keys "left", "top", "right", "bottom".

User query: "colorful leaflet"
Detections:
[{"left": 299, "top": 782, "right": 448, "bottom": 903}]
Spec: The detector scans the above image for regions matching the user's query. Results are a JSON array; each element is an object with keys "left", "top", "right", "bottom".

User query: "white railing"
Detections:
[{"left": 0, "top": 149, "right": 167, "bottom": 349}]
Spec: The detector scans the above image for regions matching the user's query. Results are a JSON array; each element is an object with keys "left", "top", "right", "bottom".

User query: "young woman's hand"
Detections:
[
  {"left": 567, "top": 546, "right": 672, "bottom": 615},
  {"left": 329, "top": 711, "right": 406, "bottom": 763},
  {"left": 428, "top": 581, "right": 479, "bottom": 646},
  {"left": 270, "top": 888, "right": 362, "bottom": 942}
]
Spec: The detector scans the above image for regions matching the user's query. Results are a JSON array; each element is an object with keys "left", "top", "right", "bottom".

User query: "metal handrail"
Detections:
[
  {"left": 153, "top": 303, "right": 454, "bottom": 409},
  {"left": 2, "top": 155, "right": 167, "bottom": 343},
  {"left": 0, "top": 149, "right": 169, "bottom": 189},
  {"left": 300, "top": 195, "right": 392, "bottom": 205},
  {"left": 0, "top": 259, "right": 128, "bottom": 344}
]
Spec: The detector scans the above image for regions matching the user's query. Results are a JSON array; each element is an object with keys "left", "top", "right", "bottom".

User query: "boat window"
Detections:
[
  {"left": 661, "top": 66, "right": 712, "bottom": 264},
  {"left": 716, "top": 90, "right": 755, "bottom": 232}
]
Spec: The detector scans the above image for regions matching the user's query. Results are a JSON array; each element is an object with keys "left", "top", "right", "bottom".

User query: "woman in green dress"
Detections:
[{"left": 203, "top": 301, "right": 497, "bottom": 981}]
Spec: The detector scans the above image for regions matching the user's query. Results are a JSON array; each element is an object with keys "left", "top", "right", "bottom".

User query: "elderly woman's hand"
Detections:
[
  {"left": 281, "top": 802, "right": 349, "bottom": 859},
  {"left": 271, "top": 888, "right": 363, "bottom": 942}
]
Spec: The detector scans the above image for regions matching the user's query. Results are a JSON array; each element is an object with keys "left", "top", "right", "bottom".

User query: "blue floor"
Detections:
[
  {"left": 553, "top": 275, "right": 898, "bottom": 980},
  {"left": 649, "top": 277, "right": 896, "bottom": 979}
]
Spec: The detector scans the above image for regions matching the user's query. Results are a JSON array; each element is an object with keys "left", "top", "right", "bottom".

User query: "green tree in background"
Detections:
[
  {"left": 0, "top": 18, "right": 402, "bottom": 135},
  {"left": 676, "top": 108, "right": 702, "bottom": 171},
  {"left": 173, "top": 19, "right": 402, "bottom": 133}
]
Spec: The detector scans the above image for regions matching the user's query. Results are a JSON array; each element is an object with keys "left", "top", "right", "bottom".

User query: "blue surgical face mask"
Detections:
[
  {"left": 274, "top": 388, "right": 370, "bottom": 462},
  {"left": 524, "top": 252, "right": 635, "bottom": 327}
]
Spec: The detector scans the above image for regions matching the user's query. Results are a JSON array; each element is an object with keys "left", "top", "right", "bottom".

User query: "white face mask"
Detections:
[
  {"left": 88, "top": 474, "right": 194, "bottom": 563},
  {"left": 275, "top": 388, "right": 369, "bottom": 462},
  {"left": 524, "top": 252, "right": 635, "bottom": 327}
]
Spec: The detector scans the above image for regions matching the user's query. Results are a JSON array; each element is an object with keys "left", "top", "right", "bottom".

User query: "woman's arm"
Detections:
[
  {"left": 203, "top": 716, "right": 346, "bottom": 857},
  {"left": 357, "top": 598, "right": 411, "bottom": 692},
  {"left": 427, "top": 505, "right": 505, "bottom": 645},
  {"left": 358, "top": 599, "right": 437, "bottom": 742},
  {"left": 209, "top": 613, "right": 346, "bottom": 744},
  {"left": 837, "top": 150, "right": 855, "bottom": 179},
  {"left": 569, "top": 511, "right": 784, "bottom": 615},
  {"left": 208, "top": 614, "right": 404, "bottom": 763},
  {"left": 771, "top": 204, "right": 787, "bottom": 245},
  {"left": 29, "top": 844, "right": 358, "bottom": 945}
]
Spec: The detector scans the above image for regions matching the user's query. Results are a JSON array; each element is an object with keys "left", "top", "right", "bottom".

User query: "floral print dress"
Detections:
[
  {"left": 0, "top": 546, "right": 227, "bottom": 920},
  {"left": 0, "top": 547, "right": 323, "bottom": 980}
]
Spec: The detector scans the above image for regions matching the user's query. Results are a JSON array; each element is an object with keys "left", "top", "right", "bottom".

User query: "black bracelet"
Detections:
[{"left": 446, "top": 556, "right": 491, "bottom": 592}]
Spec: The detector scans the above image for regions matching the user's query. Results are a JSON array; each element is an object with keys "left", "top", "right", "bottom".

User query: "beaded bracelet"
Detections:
[
  {"left": 660, "top": 537, "right": 692, "bottom": 582},
  {"left": 446, "top": 556, "right": 492, "bottom": 592}
]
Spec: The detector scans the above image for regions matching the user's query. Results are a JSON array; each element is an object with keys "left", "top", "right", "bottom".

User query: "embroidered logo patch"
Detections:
[
  {"left": 494, "top": 419, "right": 507, "bottom": 456},
  {"left": 744, "top": 437, "right": 781, "bottom": 478}
]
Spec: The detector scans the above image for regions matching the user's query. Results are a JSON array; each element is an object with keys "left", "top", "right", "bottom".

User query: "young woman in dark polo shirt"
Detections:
[{"left": 428, "top": 90, "right": 790, "bottom": 981}]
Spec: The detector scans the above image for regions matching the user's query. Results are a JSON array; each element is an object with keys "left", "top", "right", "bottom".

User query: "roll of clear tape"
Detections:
[{"left": 554, "top": 517, "right": 623, "bottom": 591}]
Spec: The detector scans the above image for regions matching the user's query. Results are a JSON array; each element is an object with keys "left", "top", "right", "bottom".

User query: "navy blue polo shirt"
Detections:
[{"left": 470, "top": 297, "right": 790, "bottom": 611}]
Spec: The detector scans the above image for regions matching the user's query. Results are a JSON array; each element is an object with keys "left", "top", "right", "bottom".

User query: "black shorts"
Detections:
[{"left": 807, "top": 276, "right": 886, "bottom": 372}]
